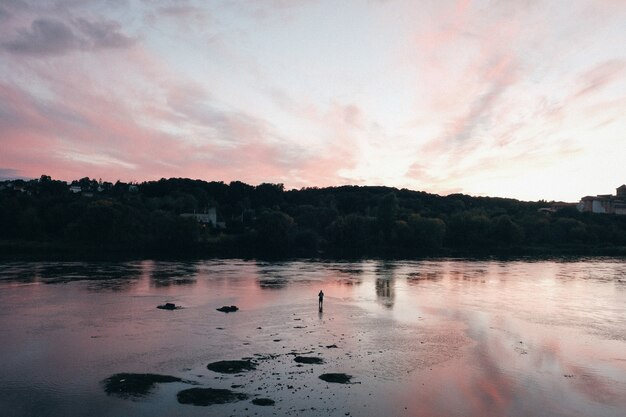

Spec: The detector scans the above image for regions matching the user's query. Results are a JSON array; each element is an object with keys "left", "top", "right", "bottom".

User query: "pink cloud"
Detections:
[
  {"left": 1, "top": 0, "right": 624, "bottom": 201},
  {"left": 573, "top": 59, "right": 626, "bottom": 98}
]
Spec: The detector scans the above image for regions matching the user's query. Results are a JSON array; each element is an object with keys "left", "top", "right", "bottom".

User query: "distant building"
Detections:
[
  {"left": 578, "top": 185, "right": 626, "bottom": 215},
  {"left": 69, "top": 185, "right": 82, "bottom": 193},
  {"left": 538, "top": 202, "right": 577, "bottom": 213},
  {"left": 128, "top": 184, "right": 139, "bottom": 193},
  {"left": 181, "top": 207, "right": 224, "bottom": 228}
]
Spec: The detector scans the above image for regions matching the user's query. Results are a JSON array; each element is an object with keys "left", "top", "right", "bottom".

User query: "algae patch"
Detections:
[
  {"left": 177, "top": 388, "right": 248, "bottom": 406},
  {"left": 207, "top": 359, "right": 256, "bottom": 374},
  {"left": 102, "top": 373, "right": 182, "bottom": 398}
]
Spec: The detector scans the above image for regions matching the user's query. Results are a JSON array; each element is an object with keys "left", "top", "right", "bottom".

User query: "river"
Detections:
[{"left": 0, "top": 258, "right": 625, "bottom": 416}]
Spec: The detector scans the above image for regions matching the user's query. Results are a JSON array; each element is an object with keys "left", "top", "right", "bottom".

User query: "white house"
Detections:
[
  {"left": 181, "top": 208, "right": 224, "bottom": 227},
  {"left": 578, "top": 185, "right": 626, "bottom": 215}
]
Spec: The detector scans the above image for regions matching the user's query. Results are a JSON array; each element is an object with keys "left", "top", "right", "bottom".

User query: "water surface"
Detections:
[{"left": 0, "top": 259, "right": 625, "bottom": 416}]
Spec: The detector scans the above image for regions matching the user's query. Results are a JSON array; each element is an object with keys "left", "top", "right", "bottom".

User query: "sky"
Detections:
[{"left": 1, "top": 0, "right": 625, "bottom": 202}]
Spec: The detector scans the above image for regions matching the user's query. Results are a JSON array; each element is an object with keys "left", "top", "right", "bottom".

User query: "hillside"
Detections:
[{"left": 2, "top": 176, "right": 626, "bottom": 259}]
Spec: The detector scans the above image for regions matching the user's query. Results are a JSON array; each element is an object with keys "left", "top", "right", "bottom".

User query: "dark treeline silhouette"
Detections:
[{"left": 1, "top": 175, "right": 626, "bottom": 258}]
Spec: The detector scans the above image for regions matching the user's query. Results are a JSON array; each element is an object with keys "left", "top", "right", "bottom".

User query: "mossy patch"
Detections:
[
  {"left": 177, "top": 388, "right": 248, "bottom": 406},
  {"left": 252, "top": 398, "right": 275, "bottom": 406},
  {"left": 102, "top": 373, "right": 181, "bottom": 398},
  {"left": 294, "top": 356, "right": 324, "bottom": 364},
  {"left": 216, "top": 305, "right": 238, "bottom": 312},
  {"left": 319, "top": 373, "right": 353, "bottom": 384},
  {"left": 207, "top": 360, "right": 255, "bottom": 374}
]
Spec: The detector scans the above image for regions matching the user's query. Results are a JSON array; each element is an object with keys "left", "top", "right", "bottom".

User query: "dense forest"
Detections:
[{"left": 1, "top": 175, "right": 626, "bottom": 259}]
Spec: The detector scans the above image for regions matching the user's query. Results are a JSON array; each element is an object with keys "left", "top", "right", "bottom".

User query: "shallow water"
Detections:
[{"left": 0, "top": 259, "right": 625, "bottom": 417}]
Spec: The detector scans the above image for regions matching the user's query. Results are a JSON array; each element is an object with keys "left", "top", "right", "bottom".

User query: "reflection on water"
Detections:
[
  {"left": 149, "top": 261, "right": 198, "bottom": 287},
  {"left": 375, "top": 262, "right": 396, "bottom": 309},
  {"left": 0, "top": 258, "right": 625, "bottom": 417}
]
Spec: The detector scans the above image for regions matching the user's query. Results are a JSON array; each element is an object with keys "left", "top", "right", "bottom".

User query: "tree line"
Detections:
[{"left": 1, "top": 175, "right": 626, "bottom": 258}]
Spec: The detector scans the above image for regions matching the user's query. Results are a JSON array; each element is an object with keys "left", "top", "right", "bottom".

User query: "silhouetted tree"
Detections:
[
  {"left": 491, "top": 215, "right": 524, "bottom": 246},
  {"left": 254, "top": 209, "right": 294, "bottom": 254},
  {"left": 377, "top": 192, "right": 398, "bottom": 243}
]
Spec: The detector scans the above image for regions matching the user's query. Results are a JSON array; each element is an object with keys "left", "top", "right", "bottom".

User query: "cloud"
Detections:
[
  {"left": 74, "top": 18, "right": 135, "bottom": 49},
  {"left": 2, "top": 17, "right": 135, "bottom": 56},
  {"left": 3, "top": 18, "right": 81, "bottom": 55},
  {"left": 0, "top": 0, "right": 623, "bottom": 200},
  {"left": 447, "top": 54, "right": 518, "bottom": 143},
  {"left": 165, "top": 83, "right": 269, "bottom": 145},
  {"left": 574, "top": 59, "right": 626, "bottom": 98},
  {"left": 155, "top": 4, "right": 212, "bottom": 25},
  {"left": 231, "top": 0, "right": 315, "bottom": 21},
  {"left": 0, "top": 64, "right": 339, "bottom": 188},
  {"left": 0, "top": 168, "right": 25, "bottom": 181},
  {"left": 0, "top": 6, "right": 11, "bottom": 22}
]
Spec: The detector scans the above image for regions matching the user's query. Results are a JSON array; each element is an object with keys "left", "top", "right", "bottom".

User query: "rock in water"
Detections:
[
  {"left": 319, "top": 373, "right": 353, "bottom": 384},
  {"left": 157, "top": 303, "right": 177, "bottom": 310},
  {"left": 102, "top": 373, "right": 182, "bottom": 398},
  {"left": 207, "top": 360, "right": 255, "bottom": 374},
  {"left": 252, "top": 398, "right": 275, "bottom": 406},
  {"left": 216, "top": 305, "right": 239, "bottom": 313},
  {"left": 294, "top": 356, "right": 324, "bottom": 364},
  {"left": 177, "top": 388, "right": 248, "bottom": 406}
]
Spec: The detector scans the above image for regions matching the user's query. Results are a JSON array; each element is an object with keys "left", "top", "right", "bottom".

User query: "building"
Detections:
[
  {"left": 181, "top": 207, "right": 225, "bottom": 228},
  {"left": 578, "top": 185, "right": 626, "bottom": 215}
]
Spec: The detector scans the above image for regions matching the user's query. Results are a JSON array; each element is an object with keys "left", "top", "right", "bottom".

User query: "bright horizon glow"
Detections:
[{"left": 1, "top": 1, "right": 625, "bottom": 201}]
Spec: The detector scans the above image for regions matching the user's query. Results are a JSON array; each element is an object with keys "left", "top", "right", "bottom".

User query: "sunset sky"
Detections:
[{"left": 1, "top": 0, "right": 625, "bottom": 201}]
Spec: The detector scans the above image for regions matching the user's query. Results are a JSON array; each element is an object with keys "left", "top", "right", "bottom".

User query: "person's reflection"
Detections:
[{"left": 375, "top": 262, "right": 396, "bottom": 309}]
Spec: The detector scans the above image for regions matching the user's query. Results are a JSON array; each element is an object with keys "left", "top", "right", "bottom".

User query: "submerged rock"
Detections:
[
  {"left": 294, "top": 356, "right": 324, "bottom": 364},
  {"left": 216, "top": 305, "right": 239, "bottom": 313},
  {"left": 102, "top": 373, "right": 182, "bottom": 398},
  {"left": 157, "top": 303, "right": 178, "bottom": 310},
  {"left": 252, "top": 398, "right": 275, "bottom": 406},
  {"left": 177, "top": 388, "right": 248, "bottom": 406},
  {"left": 207, "top": 360, "right": 255, "bottom": 374},
  {"left": 319, "top": 373, "right": 353, "bottom": 384}
]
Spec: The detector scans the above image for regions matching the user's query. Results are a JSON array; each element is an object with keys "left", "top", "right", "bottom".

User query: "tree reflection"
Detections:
[
  {"left": 36, "top": 262, "right": 143, "bottom": 291},
  {"left": 331, "top": 264, "right": 363, "bottom": 286},
  {"left": 406, "top": 271, "right": 443, "bottom": 284},
  {"left": 0, "top": 262, "right": 39, "bottom": 283},
  {"left": 256, "top": 263, "right": 289, "bottom": 289},
  {"left": 149, "top": 261, "right": 198, "bottom": 287},
  {"left": 375, "top": 261, "right": 396, "bottom": 309}
]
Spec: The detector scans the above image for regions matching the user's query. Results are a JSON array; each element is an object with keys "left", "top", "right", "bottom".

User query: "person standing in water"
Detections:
[{"left": 318, "top": 290, "right": 324, "bottom": 311}]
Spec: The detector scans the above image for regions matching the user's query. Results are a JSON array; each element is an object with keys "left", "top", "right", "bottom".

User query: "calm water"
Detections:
[{"left": 0, "top": 259, "right": 625, "bottom": 417}]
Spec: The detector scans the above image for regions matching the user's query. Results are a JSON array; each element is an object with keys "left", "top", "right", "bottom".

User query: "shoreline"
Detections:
[{"left": 1, "top": 239, "right": 625, "bottom": 262}]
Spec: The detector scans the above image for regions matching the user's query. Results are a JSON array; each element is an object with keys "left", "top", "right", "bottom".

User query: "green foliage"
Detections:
[
  {"left": 2, "top": 175, "right": 626, "bottom": 257},
  {"left": 254, "top": 209, "right": 294, "bottom": 254},
  {"left": 65, "top": 200, "right": 145, "bottom": 244},
  {"left": 405, "top": 214, "right": 446, "bottom": 250},
  {"left": 491, "top": 215, "right": 524, "bottom": 247},
  {"left": 327, "top": 214, "right": 379, "bottom": 254},
  {"left": 446, "top": 211, "right": 493, "bottom": 247},
  {"left": 377, "top": 193, "right": 398, "bottom": 242}
]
